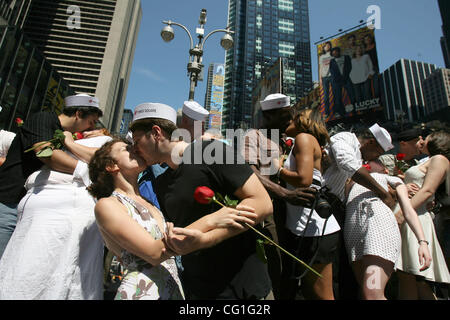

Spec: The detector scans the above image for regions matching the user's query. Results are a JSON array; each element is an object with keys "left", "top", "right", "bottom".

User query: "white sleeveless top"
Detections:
[{"left": 283, "top": 150, "right": 341, "bottom": 237}]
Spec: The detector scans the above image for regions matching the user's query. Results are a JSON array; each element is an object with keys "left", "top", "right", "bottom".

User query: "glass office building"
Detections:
[
  {"left": 0, "top": 25, "right": 74, "bottom": 132},
  {"left": 223, "top": 0, "right": 312, "bottom": 129}
]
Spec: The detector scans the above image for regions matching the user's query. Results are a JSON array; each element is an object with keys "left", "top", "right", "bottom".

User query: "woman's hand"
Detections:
[
  {"left": 63, "top": 131, "right": 75, "bottom": 145},
  {"left": 208, "top": 204, "right": 257, "bottom": 230},
  {"left": 83, "top": 129, "right": 106, "bottom": 138},
  {"left": 163, "top": 222, "right": 210, "bottom": 256},
  {"left": 406, "top": 183, "right": 420, "bottom": 198},
  {"left": 418, "top": 242, "right": 432, "bottom": 271}
]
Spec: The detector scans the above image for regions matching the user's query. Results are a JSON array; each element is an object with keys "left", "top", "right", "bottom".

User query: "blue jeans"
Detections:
[{"left": 0, "top": 202, "right": 18, "bottom": 259}]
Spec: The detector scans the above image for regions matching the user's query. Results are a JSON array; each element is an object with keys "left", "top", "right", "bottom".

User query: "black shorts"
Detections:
[{"left": 283, "top": 229, "right": 340, "bottom": 266}]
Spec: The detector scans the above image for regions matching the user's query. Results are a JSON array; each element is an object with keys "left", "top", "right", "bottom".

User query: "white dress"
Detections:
[
  {"left": 395, "top": 164, "right": 450, "bottom": 283},
  {"left": 0, "top": 135, "right": 112, "bottom": 300},
  {"left": 345, "top": 172, "right": 403, "bottom": 264}
]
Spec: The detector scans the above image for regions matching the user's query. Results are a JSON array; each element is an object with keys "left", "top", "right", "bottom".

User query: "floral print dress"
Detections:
[{"left": 111, "top": 192, "right": 185, "bottom": 300}]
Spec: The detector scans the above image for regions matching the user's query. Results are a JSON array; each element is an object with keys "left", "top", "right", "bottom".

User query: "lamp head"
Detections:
[
  {"left": 161, "top": 25, "right": 175, "bottom": 42},
  {"left": 199, "top": 9, "right": 207, "bottom": 25},
  {"left": 220, "top": 33, "right": 234, "bottom": 50}
]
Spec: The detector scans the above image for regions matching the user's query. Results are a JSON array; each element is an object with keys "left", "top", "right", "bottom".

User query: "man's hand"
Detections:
[
  {"left": 380, "top": 191, "right": 396, "bottom": 211},
  {"left": 394, "top": 210, "right": 405, "bottom": 226},
  {"left": 285, "top": 188, "right": 317, "bottom": 207}
]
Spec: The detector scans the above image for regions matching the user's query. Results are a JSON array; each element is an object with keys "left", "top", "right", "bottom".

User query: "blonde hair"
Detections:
[{"left": 292, "top": 109, "right": 330, "bottom": 147}]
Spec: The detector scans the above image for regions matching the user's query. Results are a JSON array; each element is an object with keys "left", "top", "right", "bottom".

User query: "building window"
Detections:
[
  {"left": 279, "top": 18, "right": 294, "bottom": 34},
  {"left": 279, "top": 41, "right": 294, "bottom": 57},
  {"left": 256, "top": 14, "right": 262, "bottom": 29},
  {"left": 279, "top": 0, "right": 294, "bottom": 11}
]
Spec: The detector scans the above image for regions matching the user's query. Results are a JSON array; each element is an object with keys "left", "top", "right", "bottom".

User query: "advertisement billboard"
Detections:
[
  {"left": 251, "top": 58, "right": 283, "bottom": 129},
  {"left": 208, "top": 63, "right": 225, "bottom": 131},
  {"left": 317, "top": 26, "right": 383, "bottom": 122}
]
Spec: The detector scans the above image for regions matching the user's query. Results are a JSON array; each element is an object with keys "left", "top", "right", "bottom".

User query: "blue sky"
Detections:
[{"left": 124, "top": 0, "right": 445, "bottom": 113}]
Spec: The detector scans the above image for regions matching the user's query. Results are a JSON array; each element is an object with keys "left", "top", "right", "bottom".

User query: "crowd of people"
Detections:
[{"left": 0, "top": 91, "right": 448, "bottom": 300}]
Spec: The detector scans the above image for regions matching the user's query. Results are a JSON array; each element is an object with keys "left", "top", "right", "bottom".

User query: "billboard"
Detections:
[
  {"left": 251, "top": 58, "right": 283, "bottom": 129},
  {"left": 317, "top": 26, "right": 383, "bottom": 122},
  {"left": 208, "top": 63, "right": 225, "bottom": 131}
]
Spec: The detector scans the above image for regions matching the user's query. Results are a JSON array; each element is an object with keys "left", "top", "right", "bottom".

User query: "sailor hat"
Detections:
[
  {"left": 64, "top": 93, "right": 100, "bottom": 108},
  {"left": 182, "top": 100, "right": 209, "bottom": 121},
  {"left": 132, "top": 102, "right": 177, "bottom": 125},
  {"left": 369, "top": 123, "right": 394, "bottom": 152},
  {"left": 260, "top": 93, "right": 290, "bottom": 111}
]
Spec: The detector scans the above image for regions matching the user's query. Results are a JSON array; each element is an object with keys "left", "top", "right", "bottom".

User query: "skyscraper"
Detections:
[
  {"left": 422, "top": 68, "right": 450, "bottom": 116},
  {"left": 381, "top": 59, "right": 437, "bottom": 123},
  {"left": 223, "top": 0, "right": 312, "bottom": 130},
  {"left": 204, "top": 63, "right": 225, "bottom": 131},
  {"left": 21, "top": 0, "right": 142, "bottom": 132},
  {"left": 438, "top": 0, "right": 450, "bottom": 68}
]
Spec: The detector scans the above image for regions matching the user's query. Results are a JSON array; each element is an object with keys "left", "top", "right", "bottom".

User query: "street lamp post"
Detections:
[{"left": 161, "top": 9, "right": 234, "bottom": 101}]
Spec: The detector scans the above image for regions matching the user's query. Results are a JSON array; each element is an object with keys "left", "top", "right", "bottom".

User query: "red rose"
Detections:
[
  {"left": 362, "top": 163, "right": 371, "bottom": 171},
  {"left": 15, "top": 118, "right": 24, "bottom": 127},
  {"left": 396, "top": 153, "right": 406, "bottom": 161},
  {"left": 72, "top": 132, "right": 84, "bottom": 140},
  {"left": 285, "top": 139, "right": 294, "bottom": 148},
  {"left": 194, "top": 186, "right": 215, "bottom": 204}
]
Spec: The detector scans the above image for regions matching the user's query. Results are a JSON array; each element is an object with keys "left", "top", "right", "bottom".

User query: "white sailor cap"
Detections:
[
  {"left": 132, "top": 102, "right": 177, "bottom": 125},
  {"left": 182, "top": 101, "right": 209, "bottom": 121},
  {"left": 369, "top": 123, "right": 394, "bottom": 152},
  {"left": 64, "top": 93, "right": 100, "bottom": 108},
  {"left": 260, "top": 93, "right": 290, "bottom": 111}
]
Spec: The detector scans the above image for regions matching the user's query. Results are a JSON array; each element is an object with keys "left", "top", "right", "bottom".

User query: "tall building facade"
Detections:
[
  {"left": 21, "top": 0, "right": 142, "bottom": 132},
  {"left": 0, "top": 0, "right": 31, "bottom": 28},
  {"left": 422, "top": 68, "right": 450, "bottom": 115},
  {"left": 223, "top": 0, "right": 312, "bottom": 129},
  {"left": 204, "top": 63, "right": 225, "bottom": 131},
  {"left": 119, "top": 108, "right": 133, "bottom": 135},
  {"left": 381, "top": 59, "right": 437, "bottom": 123},
  {"left": 0, "top": 3, "right": 75, "bottom": 132},
  {"left": 438, "top": 0, "right": 450, "bottom": 68}
]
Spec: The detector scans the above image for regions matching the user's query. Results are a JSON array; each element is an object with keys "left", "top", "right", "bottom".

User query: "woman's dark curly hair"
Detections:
[
  {"left": 87, "top": 137, "right": 127, "bottom": 199},
  {"left": 426, "top": 130, "right": 450, "bottom": 160}
]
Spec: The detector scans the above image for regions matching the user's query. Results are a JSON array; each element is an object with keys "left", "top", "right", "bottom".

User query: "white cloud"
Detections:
[{"left": 136, "top": 68, "right": 165, "bottom": 83}]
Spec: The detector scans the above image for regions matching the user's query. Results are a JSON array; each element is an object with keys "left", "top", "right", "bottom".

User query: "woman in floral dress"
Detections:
[{"left": 87, "top": 138, "right": 258, "bottom": 300}]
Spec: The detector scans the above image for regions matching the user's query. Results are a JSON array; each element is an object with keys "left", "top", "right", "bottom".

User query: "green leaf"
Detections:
[
  {"left": 36, "top": 147, "right": 53, "bottom": 158},
  {"left": 255, "top": 239, "right": 267, "bottom": 264}
]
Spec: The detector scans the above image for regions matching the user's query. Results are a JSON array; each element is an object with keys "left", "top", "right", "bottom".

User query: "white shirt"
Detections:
[
  {"left": 323, "top": 132, "right": 363, "bottom": 202},
  {"left": 319, "top": 52, "right": 332, "bottom": 78},
  {"left": 0, "top": 130, "right": 16, "bottom": 158},
  {"left": 350, "top": 54, "right": 374, "bottom": 84}
]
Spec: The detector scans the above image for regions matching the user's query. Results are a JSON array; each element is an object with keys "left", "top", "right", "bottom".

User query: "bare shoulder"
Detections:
[
  {"left": 95, "top": 197, "right": 122, "bottom": 215},
  {"left": 429, "top": 154, "right": 448, "bottom": 164},
  {"left": 294, "top": 132, "right": 317, "bottom": 146}
]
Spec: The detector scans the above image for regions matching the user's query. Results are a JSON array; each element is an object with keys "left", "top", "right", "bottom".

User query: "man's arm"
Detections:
[
  {"left": 351, "top": 167, "right": 396, "bottom": 209},
  {"left": 250, "top": 165, "right": 316, "bottom": 207},
  {"left": 164, "top": 173, "right": 273, "bottom": 255}
]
